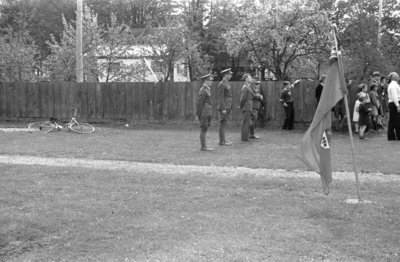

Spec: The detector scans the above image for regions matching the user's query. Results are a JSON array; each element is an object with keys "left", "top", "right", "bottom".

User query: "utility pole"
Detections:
[
  {"left": 377, "top": 0, "right": 383, "bottom": 51},
  {"left": 76, "top": 0, "right": 84, "bottom": 82}
]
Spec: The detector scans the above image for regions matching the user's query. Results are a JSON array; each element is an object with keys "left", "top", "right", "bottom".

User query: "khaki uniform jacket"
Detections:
[
  {"left": 251, "top": 85, "right": 263, "bottom": 110},
  {"left": 240, "top": 83, "right": 254, "bottom": 112},
  {"left": 217, "top": 78, "right": 233, "bottom": 111},
  {"left": 279, "top": 88, "right": 293, "bottom": 103},
  {"left": 196, "top": 84, "right": 212, "bottom": 118}
]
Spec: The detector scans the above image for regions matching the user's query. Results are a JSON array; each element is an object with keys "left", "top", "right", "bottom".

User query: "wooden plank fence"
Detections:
[{"left": 0, "top": 81, "right": 361, "bottom": 125}]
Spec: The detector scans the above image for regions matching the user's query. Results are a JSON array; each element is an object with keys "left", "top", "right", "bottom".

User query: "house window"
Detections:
[
  {"left": 151, "top": 60, "right": 163, "bottom": 73},
  {"left": 109, "top": 62, "right": 121, "bottom": 74}
]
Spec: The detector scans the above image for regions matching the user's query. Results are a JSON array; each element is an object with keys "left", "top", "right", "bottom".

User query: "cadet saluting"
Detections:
[
  {"left": 240, "top": 73, "right": 254, "bottom": 141},
  {"left": 217, "top": 68, "right": 233, "bottom": 146},
  {"left": 279, "top": 81, "right": 295, "bottom": 130},
  {"left": 196, "top": 74, "right": 214, "bottom": 151}
]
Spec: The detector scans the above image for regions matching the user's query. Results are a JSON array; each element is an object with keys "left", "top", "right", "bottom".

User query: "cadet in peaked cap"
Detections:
[
  {"left": 196, "top": 73, "right": 214, "bottom": 151},
  {"left": 200, "top": 73, "right": 213, "bottom": 81},
  {"left": 221, "top": 68, "right": 232, "bottom": 75},
  {"left": 217, "top": 68, "right": 233, "bottom": 146},
  {"left": 372, "top": 71, "right": 380, "bottom": 77}
]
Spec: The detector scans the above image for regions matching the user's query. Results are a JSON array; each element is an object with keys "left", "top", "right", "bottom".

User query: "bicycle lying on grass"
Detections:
[{"left": 27, "top": 108, "right": 95, "bottom": 134}]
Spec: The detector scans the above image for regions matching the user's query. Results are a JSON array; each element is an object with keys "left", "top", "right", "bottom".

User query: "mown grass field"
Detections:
[{"left": 1, "top": 122, "right": 400, "bottom": 261}]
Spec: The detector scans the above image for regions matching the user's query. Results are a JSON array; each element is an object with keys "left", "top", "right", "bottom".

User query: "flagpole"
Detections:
[{"left": 331, "top": 25, "right": 362, "bottom": 202}]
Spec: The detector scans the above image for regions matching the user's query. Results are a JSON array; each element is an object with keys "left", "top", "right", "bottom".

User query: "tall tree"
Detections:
[
  {"left": 0, "top": 0, "right": 76, "bottom": 60},
  {"left": 142, "top": 21, "right": 188, "bottom": 81},
  {"left": 86, "top": 0, "right": 179, "bottom": 28},
  {"left": 44, "top": 7, "right": 145, "bottom": 82},
  {"left": 203, "top": 0, "right": 244, "bottom": 79},
  {"left": 0, "top": 22, "right": 40, "bottom": 81},
  {"left": 43, "top": 6, "right": 103, "bottom": 81},
  {"left": 223, "top": 0, "right": 331, "bottom": 80},
  {"left": 329, "top": 0, "right": 400, "bottom": 80},
  {"left": 96, "top": 13, "right": 145, "bottom": 82}
]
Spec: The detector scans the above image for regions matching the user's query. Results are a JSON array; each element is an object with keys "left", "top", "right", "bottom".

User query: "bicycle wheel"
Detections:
[
  {"left": 69, "top": 122, "right": 95, "bottom": 134},
  {"left": 27, "top": 122, "right": 55, "bottom": 133}
]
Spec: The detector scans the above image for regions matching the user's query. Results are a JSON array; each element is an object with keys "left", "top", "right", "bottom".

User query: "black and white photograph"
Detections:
[{"left": 1, "top": 0, "right": 400, "bottom": 261}]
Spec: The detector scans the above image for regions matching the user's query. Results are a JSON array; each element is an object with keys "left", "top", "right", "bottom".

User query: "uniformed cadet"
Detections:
[
  {"left": 249, "top": 78, "right": 263, "bottom": 139},
  {"left": 196, "top": 74, "right": 214, "bottom": 151},
  {"left": 240, "top": 73, "right": 254, "bottom": 141},
  {"left": 279, "top": 81, "right": 294, "bottom": 130},
  {"left": 217, "top": 68, "right": 233, "bottom": 146}
]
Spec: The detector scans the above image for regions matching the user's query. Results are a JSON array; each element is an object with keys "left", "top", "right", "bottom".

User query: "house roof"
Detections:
[{"left": 95, "top": 45, "right": 165, "bottom": 59}]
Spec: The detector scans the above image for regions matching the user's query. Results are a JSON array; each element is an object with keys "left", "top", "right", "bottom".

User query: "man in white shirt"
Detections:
[{"left": 387, "top": 72, "right": 400, "bottom": 140}]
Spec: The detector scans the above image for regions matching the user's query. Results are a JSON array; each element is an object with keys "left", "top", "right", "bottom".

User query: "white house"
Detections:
[{"left": 95, "top": 45, "right": 190, "bottom": 82}]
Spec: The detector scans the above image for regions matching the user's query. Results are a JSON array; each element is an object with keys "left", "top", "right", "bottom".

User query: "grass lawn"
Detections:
[
  {"left": 1, "top": 122, "right": 400, "bottom": 261},
  {"left": 0, "top": 121, "right": 399, "bottom": 174}
]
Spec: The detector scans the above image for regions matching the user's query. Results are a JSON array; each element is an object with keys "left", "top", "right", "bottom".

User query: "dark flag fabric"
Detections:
[{"left": 300, "top": 59, "right": 344, "bottom": 195}]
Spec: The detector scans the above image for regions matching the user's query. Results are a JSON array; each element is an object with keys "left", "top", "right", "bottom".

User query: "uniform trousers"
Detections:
[
  {"left": 387, "top": 102, "right": 400, "bottom": 140},
  {"left": 241, "top": 111, "right": 252, "bottom": 141},
  {"left": 282, "top": 101, "right": 294, "bottom": 130}
]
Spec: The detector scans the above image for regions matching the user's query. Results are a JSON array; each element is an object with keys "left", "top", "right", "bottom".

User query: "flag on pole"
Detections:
[{"left": 300, "top": 57, "right": 345, "bottom": 195}]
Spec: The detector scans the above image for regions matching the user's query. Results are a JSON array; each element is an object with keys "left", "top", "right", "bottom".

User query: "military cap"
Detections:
[
  {"left": 250, "top": 72, "right": 257, "bottom": 77},
  {"left": 200, "top": 73, "right": 213, "bottom": 81},
  {"left": 255, "top": 80, "right": 261, "bottom": 85},
  {"left": 283, "top": 81, "right": 290, "bottom": 86},
  {"left": 372, "top": 71, "right": 380, "bottom": 77},
  {"left": 221, "top": 68, "right": 232, "bottom": 75}
]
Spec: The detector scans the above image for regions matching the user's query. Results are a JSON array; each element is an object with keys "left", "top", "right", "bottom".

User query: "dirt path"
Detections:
[{"left": 0, "top": 154, "right": 399, "bottom": 182}]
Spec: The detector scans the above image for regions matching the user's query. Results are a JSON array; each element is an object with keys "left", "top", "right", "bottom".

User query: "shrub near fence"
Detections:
[{"left": 0, "top": 80, "right": 359, "bottom": 126}]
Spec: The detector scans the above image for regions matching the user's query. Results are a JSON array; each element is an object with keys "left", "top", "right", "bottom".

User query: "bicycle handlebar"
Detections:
[{"left": 72, "top": 108, "right": 78, "bottom": 117}]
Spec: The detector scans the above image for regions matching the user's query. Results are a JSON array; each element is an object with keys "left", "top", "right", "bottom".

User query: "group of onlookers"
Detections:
[{"left": 351, "top": 71, "right": 400, "bottom": 140}]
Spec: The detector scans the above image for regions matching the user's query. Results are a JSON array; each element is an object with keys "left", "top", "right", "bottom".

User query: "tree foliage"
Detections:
[
  {"left": 43, "top": 7, "right": 145, "bottom": 82},
  {"left": 43, "top": 8, "right": 102, "bottom": 82},
  {"left": 0, "top": 22, "right": 40, "bottom": 81},
  {"left": 327, "top": 0, "right": 400, "bottom": 80},
  {"left": 141, "top": 21, "right": 188, "bottom": 82},
  {"left": 223, "top": 0, "right": 331, "bottom": 80},
  {"left": 0, "top": 0, "right": 76, "bottom": 60},
  {"left": 1, "top": 0, "right": 399, "bottom": 82}
]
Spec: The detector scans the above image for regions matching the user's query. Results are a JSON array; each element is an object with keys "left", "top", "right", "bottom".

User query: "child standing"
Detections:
[
  {"left": 353, "top": 84, "right": 365, "bottom": 134},
  {"left": 358, "top": 94, "right": 372, "bottom": 139},
  {"left": 353, "top": 97, "right": 361, "bottom": 134}
]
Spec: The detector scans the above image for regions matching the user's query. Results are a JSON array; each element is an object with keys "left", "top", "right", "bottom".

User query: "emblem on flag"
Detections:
[{"left": 321, "top": 131, "right": 330, "bottom": 149}]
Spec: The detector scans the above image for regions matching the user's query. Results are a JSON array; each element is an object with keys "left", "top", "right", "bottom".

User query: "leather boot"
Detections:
[
  {"left": 249, "top": 124, "right": 255, "bottom": 137},
  {"left": 200, "top": 128, "right": 213, "bottom": 151},
  {"left": 219, "top": 120, "right": 226, "bottom": 144}
]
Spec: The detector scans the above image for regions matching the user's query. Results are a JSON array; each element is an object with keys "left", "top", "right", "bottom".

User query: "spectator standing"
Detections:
[
  {"left": 315, "top": 75, "right": 326, "bottom": 105},
  {"left": 279, "top": 81, "right": 294, "bottom": 130},
  {"left": 387, "top": 72, "right": 400, "bottom": 140},
  {"left": 369, "top": 71, "right": 384, "bottom": 130},
  {"left": 369, "top": 84, "right": 381, "bottom": 131},
  {"left": 249, "top": 79, "right": 263, "bottom": 139},
  {"left": 353, "top": 93, "right": 362, "bottom": 134},
  {"left": 358, "top": 94, "right": 372, "bottom": 139},
  {"left": 217, "top": 68, "right": 233, "bottom": 146},
  {"left": 240, "top": 73, "right": 254, "bottom": 141},
  {"left": 196, "top": 74, "right": 214, "bottom": 151},
  {"left": 381, "top": 76, "right": 389, "bottom": 116},
  {"left": 360, "top": 83, "right": 372, "bottom": 133}
]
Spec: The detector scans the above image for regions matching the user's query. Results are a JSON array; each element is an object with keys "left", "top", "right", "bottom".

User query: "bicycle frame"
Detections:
[
  {"left": 28, "top": 108, "right": 95, "bottom": 134},
  {"left": 50, "top": 108, "right": 79, "bottom": 130}
]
